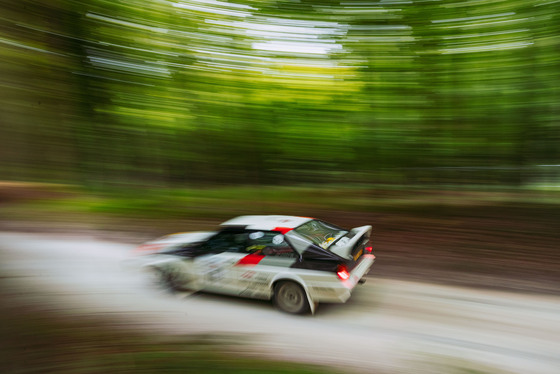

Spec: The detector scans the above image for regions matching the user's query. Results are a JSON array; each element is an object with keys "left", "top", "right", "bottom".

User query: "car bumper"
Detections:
[{"left": 308, "top": 254, "right": 375, "bottom": 303}]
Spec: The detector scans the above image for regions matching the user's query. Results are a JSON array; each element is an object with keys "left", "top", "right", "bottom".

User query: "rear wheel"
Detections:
[{"left": 273, "top": 281, "right": 310, "bottom": 314}]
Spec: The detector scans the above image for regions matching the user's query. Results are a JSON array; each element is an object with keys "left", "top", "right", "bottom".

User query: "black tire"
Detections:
[
  {"left": 145, "top": 266, "right": 177, "bottom": 292},
  {"left": 273, "top": 281, "right": 310, "bottom": 314}
]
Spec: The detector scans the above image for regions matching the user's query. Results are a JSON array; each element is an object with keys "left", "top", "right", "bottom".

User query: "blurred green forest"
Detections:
[{"left": 1, "top": 0, "right": 559, "bottom": 188}]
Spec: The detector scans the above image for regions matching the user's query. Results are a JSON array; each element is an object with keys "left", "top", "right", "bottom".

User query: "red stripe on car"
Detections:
[
  {"left": 236, "top": 253, "right": 265, "bottom": 266},
  {"left": 273, "top": 227, "right": 293, "bottom": 234}
]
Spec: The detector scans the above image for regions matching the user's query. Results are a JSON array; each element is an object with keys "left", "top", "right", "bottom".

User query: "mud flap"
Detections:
[{"left": 307, "top": 290, "right": 317, "bottom": 314}]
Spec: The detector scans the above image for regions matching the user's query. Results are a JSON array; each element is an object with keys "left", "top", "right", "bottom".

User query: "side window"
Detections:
[
  {"left": 245, "top": 231, "right": 297, "bottom": 258},
  {"left": 204, "top": 231, "right": 249, "bottom": 253}
]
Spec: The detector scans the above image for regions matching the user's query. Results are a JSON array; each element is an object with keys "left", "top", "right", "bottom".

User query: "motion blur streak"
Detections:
[
  {"left": 1, "top": 1, "right": 559, "bottom": 373},
  {"left": 0, "top": 0, "right": 558, "bottom": 186},
  {"left": 1, "top": 233, "right": 559, "bottom": 374}
]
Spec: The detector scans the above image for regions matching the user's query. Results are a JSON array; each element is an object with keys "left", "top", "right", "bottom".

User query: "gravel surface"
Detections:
[{"left": 1, "top": 232, "right": 559, "bottom": 374}]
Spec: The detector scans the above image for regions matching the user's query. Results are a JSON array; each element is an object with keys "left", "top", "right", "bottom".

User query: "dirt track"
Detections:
[{"left": 1, "top": 232, "right": 559, "bottom": 374}]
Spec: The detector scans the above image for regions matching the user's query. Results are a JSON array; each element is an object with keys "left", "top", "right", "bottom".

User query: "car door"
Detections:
[
  {"left": 232, "top": 231, "right": 299, "bottom": 299},
  {"left": 193, "top": 229, "right": 251, "bottom": 294}
]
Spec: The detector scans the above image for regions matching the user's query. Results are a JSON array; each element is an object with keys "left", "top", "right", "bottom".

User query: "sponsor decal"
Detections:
[
  {"left": 238, "top": 270, "right": 271, "bottom": 298},
  {"left": 240, "top": 280, "right": 269, "bottom": 297},
  {"left": 320, "top": 237, "right": 335, "bottom": 249}
]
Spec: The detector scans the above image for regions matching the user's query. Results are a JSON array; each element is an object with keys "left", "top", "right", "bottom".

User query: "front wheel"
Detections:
[
  {"left": 273, "top": 281, "right": 310, "bottom": 314},
  {"left": 144, "top": 266, "right": 178, "bottom": 292}
]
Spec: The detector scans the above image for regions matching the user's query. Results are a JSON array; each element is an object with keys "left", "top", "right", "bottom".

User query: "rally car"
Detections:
[{"left": 132, "top": 215, "right": 375, "bottom": 314}]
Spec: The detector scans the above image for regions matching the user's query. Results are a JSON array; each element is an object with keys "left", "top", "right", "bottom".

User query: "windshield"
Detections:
[{"left": 293, "top": 220, "right": 348, "bottom": 249}]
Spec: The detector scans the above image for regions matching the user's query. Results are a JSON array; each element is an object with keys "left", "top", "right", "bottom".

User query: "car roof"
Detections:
[{"left": 220, "top": 215, "right": 313, "bottom": 232}]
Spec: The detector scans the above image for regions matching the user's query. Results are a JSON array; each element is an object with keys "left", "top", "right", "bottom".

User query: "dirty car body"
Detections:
[{"left": 133, "top": 215, "right": 376, "bottom": 314}]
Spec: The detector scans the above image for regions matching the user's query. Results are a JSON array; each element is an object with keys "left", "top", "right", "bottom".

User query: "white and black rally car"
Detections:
[{"left": 132, "top": 215, "right": 376, "bottom": 314}]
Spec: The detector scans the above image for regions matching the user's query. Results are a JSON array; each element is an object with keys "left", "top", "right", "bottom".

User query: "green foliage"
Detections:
[
  {"left": 3, "top": 184, "right": 558, "bottom": 233},
  {"left": 0, "top": 0, "right": 558, "bottom": 186}
]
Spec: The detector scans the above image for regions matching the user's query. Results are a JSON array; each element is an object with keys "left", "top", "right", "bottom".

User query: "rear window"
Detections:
[{"left": 293, "top": 220, "right": 348, "bottom": 249}]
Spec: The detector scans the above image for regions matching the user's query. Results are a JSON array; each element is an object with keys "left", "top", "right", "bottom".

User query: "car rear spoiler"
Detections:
[{"left": 328, "top": 225, "right": 372, "bottom": 260}]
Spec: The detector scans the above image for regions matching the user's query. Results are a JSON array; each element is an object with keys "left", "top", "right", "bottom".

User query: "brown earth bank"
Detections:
[
  {"left": 321, "top": 207, "right": 559, "bottom": 296},
  {"left": 1, "top": 184, "right": 558, "bottom": 296}
]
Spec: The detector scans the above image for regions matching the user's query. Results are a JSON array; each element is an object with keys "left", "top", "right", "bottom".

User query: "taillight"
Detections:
[
  {"left": 365, "top": 246, "right": 373, "bottom": 254},
  {"left": 337, "top": 264, "right": 350, "bottom": 281}
]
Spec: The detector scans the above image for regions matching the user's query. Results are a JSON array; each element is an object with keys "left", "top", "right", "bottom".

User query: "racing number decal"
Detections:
[
  {"left": 208, "top": 265, "right": 225, "bottom": 281},
  {"left": 241, "top": 270, "right": 256, "bottom": 279},
  {"left": 199, "top": 257, "right": 234, "bottom": 282}
]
